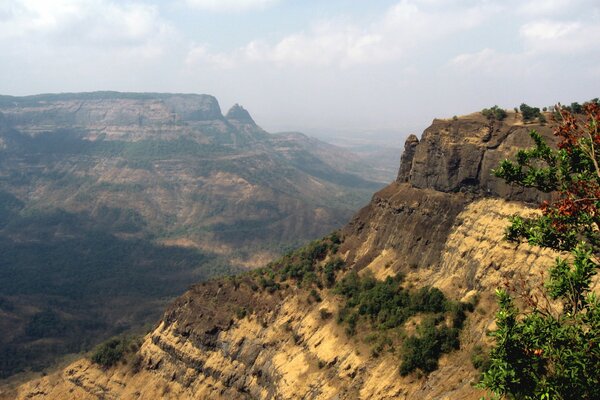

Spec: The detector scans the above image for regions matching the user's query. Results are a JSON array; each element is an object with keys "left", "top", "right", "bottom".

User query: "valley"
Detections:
[{"left": 0, "top": 92, "right": 386, "bottom": 380}]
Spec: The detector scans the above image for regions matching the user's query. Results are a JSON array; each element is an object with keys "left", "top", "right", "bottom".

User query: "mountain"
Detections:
[
  {"left": 0, "top": 92, "right": 386, "bottom": 379},
  {"left": 4, "top": 110, "right": 565, "bottom": 399}
]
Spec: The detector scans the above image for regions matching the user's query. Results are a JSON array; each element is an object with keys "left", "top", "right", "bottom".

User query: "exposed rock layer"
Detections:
[{"left": 6, "top": 112, "right": 569, "bottom": 399}]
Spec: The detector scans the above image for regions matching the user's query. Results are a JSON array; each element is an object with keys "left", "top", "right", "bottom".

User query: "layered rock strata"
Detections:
[{"left": 7, "top": 112, "right": 566, "bottom": 400}]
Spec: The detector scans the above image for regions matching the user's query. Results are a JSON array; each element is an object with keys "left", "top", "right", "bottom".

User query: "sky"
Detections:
[{"left": 1, "top": 0, "right": 599, "bottom": 144}]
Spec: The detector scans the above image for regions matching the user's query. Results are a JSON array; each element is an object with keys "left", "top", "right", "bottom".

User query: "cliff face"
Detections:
[
  {"left": 397, "top": 112, "right": 555, "bottom": 202},
  {"left": 0, "top": 92, "right": 223, "bottom": 132},
  {"left": 7, "top": 112, "right": 562, "bottom": 399}
]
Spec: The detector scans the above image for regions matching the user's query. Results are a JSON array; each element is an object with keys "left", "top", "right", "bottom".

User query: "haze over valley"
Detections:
[
  {"left": 1, "top": 1, "right": 599, "bottom": 399},
  {"left": 0, "top": 91, "right": 385, "bottom": 379}
]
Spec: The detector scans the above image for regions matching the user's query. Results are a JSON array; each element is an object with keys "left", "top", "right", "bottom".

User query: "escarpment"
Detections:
[{"left": 7, "top": 112, "right": 562, "bottom": 400}]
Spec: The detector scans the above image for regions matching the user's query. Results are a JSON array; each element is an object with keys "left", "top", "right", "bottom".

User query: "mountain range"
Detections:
[{"left": 0, "top": 92, "right": 387, "bottom": 379}]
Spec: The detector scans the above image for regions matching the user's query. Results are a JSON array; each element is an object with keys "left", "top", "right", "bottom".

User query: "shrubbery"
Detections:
[
  {"left": 483, "top": 102, "right": 600, "bottom": 399},
  {"left": 251, "top": 232, "right": 345, "bottom": 292},
  {"left": 400, "top": 317, "right": 460, "bottom": 376},
  {"left": 519, "top": 103, "right": 542, "bottom": 122},
  {"left": 90, "top": 335, "right": 141, "bottom": 368},
  {"left": 334, "top": 272, "right": 471, "bottom": 375},
  {"left": 481, "top": 106, "right": 507, "bottom": 121}
]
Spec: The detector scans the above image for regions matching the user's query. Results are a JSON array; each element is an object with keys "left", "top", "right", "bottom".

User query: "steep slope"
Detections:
[
  {"left": 0, "top": 92, "right": 385, "bottom": 379},
  {"left": 6, "top": 111, "right": 570, "bottom": 399}
]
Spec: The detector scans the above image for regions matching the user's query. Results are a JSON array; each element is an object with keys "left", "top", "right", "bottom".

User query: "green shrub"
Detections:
[
  {"left": 90, "top": 335, "right": 141, "bottom": 368},
  {"left": 519, "top": 103, "right": 541, "bottom": 122},
  {"left": 334, "top": 271, "right": 469, "bottom": 375},
  {"left": 481, "top": 106, "right": 507, "bottom": 121},
  {"left": 483, "top": 104, "right": 600, "bottom": 399},
  {"left": 91, "top": 338, "right": 126, "bottom": 367},
  {"left": 399, "top": 318, "right": 460, "bottom": 376}
]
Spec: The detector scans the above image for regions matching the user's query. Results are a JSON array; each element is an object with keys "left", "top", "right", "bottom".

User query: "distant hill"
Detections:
[{"left": 0, "top": 92, "right": 388, "bottom": 379}]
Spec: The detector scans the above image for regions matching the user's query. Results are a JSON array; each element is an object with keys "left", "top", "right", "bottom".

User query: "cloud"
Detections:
[
  {"left": 184, "top": 0, "right": 279, "bottom": 12},
  {"left": 520, "top": 19, "right": 600, "bottom": 54},
  {"left": 449, "top": 48, "right": 534, "bottom": 77},
  {"left": 0, "top": 0, "right": 175, "bottom": 55},
  {"left": 520, "top": 20, "right": 579, "bottom": 41},
  {"left": 186, "top": 44, "right": 237, "bottom": 69},
  {"left": 185, "top": 0, "right": 498, "bottom": 69},
  {"left": 516, "top": 0, "right": 574, "bottom": 16}
]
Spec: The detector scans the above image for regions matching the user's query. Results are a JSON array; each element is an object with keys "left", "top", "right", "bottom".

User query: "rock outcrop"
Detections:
[
  {"left": 398, "top": 113, "right": 556, "bottom": 203},
  {"left": 226, "top": 104, "right": 256, "bottom": 125},
  {"left": 6, "top": 111, "right": 572, "bottom": 400}
]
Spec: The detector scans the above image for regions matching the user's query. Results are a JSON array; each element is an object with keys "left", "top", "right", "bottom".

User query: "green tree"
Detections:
[
  {"left": 519, "top": 103, "right": 541, "bottom": 122},
  {"left": 480, "top": 103, "right": 600, "bottom": 399},
  {"left": 482, "top": 105, "right": 508, "bottom": 121}
]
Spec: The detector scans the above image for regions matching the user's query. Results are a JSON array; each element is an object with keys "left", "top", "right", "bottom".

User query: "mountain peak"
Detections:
[{"left": 226, "top": 103, "right": 255, "bottom": 124}]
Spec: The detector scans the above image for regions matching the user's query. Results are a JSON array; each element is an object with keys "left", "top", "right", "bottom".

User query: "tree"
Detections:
[
  {"left": 519, "top": 103, "right": 541, "bottom": 122},
  {"left": 482, "top": 106, "right": 508, "bottom": 121},
  {"left": 480, "top": 102, "right": 600, "bottom": 399}
]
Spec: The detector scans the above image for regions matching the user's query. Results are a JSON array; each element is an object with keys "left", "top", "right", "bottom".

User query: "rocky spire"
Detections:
[{"left": 225, "top": 104, "right": 255, "bottom": 125}]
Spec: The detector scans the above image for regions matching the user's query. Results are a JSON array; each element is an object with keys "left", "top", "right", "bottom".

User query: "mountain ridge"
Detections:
[
  {"left": 4, "top": 110, "right": 573, "bottom": 399},
  {"left": 0, "top": 92, "right": 386, "bottom": 380}
]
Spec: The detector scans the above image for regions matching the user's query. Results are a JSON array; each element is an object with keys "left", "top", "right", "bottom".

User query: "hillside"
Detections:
[
  {"left": 0, "top": 92, "right": 385, "bottom": 379},
  {"left": 5, "top": 110, "right": 579, "bottom": 399}
]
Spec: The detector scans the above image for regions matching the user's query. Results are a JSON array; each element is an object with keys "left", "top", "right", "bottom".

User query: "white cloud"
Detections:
[
  {"left": 0, "top": 0, "right": 175, "bottom": 55},
  {"left": 516, "top": 0, "right": 573, "bottom": 16},
  {"left": 520, "top": 19, "right": 600, "bottom": 54},
  {"left": 184, "top": 0, "right": 279, "bottom": 12},
  {"left": 520, "top": 20, "right": 579, "bottom": 40},
  {"left": 449, "top": 48, "right": 534, "bottom": 77},
  {"left": 186, "top": 44, "right": 237, "bottom": 69},
  {"left": 185, "top": 0, "right": 498, "bottom": 69}
]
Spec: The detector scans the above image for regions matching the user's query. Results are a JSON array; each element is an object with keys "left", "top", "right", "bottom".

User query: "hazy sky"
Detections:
[{"left": 1, "top": 0, "right": 599, "bottom": 142}]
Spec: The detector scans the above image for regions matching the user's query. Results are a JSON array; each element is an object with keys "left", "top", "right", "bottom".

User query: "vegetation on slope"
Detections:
[
  {"left": 0, "top": 206, "right": 240, "bottom": 379},
  {"left": 247, "top": 231, "right": 471, "bottom": 377},
  {"left": 90, "top": 335, "right": 143, "bottom": 369},
  {"left": 482, "top": 100, "right": 600, "bottom": 399},
  {"left": 335, "top": 272, "right": 472, "bottom": 375}
]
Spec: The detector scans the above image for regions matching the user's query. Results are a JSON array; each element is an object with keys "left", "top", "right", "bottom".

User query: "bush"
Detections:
[
  {"left": 319, "top": 308, "right": 332, "bottom": 320},
  {"left": 90, "top": 335, "right": 141, "bottom": 368},
  {"left": 481, "top": 106, "right": 507, "bottom": 121},
  {"left": 91, "top": 338, "right": 127, "bottom": 368},
  {"left": 519, "top": 103, "right": 541, "bottom": 122},
  {"left": 399, "top": 318, "right": 460, "bottom": 376},
  {"left": 334, "top": 271, "right": 469, "bottom": 375},
  {"left": 484, "top": 103, "right": 600, "bottom": 399}
]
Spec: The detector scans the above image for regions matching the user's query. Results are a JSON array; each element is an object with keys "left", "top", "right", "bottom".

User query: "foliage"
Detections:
[
  {"left": 482, "top": 101, "right": 600, "bottom": 399},
  {"left": 482, "top": 106, "right": 508, "bottom": 121},
  {"left": 0, "top": 207, "right": 241, "bottom": 378},
  {"left": 519, "top": 103, "right": 542, "bottom": 122},
  {"left": 253, "top": 233, "right": 345, "bottom": 292},
  {"left": 334, "top": 271, "right": 470, "bottom": 375},
  {"left": 90, "top": 335, "right": 142, "bottom": 368},
  {"left": 399, "top": 316, "right": 460, "bottom": 376}
]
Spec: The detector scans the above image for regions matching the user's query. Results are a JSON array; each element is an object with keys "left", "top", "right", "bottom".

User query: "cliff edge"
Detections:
[{"left": 5, "top": 112, "right": 563, "bottom": 400}]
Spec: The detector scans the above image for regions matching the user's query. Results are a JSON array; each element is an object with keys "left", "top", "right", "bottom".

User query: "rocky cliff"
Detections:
[{"left": 6, "top": 111, "right": 565, "bottom": 399}]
